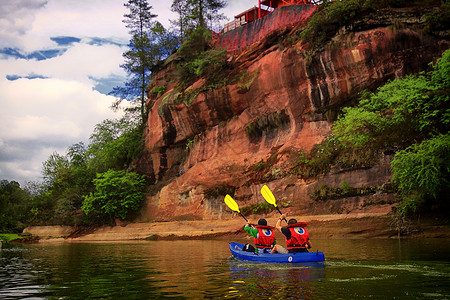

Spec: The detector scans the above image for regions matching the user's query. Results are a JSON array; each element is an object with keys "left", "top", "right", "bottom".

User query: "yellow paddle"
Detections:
[
  {"left": 224, "top": 194, "right": 248, "bottom": 222},
  {"left": 261, "top": 185, "right": 286, "bottom": 221}
]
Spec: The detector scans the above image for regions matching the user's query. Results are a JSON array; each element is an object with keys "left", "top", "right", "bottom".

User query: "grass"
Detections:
[{"left": 0, "top": 233, "right": 24, "bottom": 242}]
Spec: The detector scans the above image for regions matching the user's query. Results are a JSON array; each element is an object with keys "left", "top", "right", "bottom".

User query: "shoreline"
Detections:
[{"left": 22, "top": 213, "right": 450, "bottom": 242}]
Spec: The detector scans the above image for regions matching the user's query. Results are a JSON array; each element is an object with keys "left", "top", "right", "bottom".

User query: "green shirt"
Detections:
[{"left": 244, "top": 225, "right": 258, "bottom": 238}]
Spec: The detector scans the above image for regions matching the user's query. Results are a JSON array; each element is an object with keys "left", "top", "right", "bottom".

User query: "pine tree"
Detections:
[
  {"left": 111, "top": 0, "right": 157, "bottom": 126},
  {"left": 170, "top": 0, "right": 191, "bottom": 44},
  {"left": 186, "top": 0, "right": 226, "bottom": 30}
]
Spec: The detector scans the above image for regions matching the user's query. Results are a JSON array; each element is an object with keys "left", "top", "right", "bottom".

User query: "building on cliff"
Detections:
[
  {"left": 218, "top": 0, "right": 322, "bottom": 35},
  {"left": 215, "top": 1, "right": 318, "bottom": 53}
]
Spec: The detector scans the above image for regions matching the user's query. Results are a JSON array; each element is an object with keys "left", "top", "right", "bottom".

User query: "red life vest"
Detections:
[
  {"left": 285, "top": 222, "right": 309, "bottom": 251},
  {"left": 254, "top": 225, "right": 275, "bottom": 249}
]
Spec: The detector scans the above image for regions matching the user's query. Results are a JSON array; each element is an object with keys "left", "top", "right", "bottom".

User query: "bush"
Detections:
[
  {"left": 391, "top": 134, "right": 450, "bottom": 204},
  {"left": 82, "top": 170, "right": 146, "bottom": 222},
  {"left": 150, "top": 85, "right": 166, "bottom": 98},
  {"left": 298, "top": 0, "right": 440, "bottom": 48},
  {"left": 241, "top": 202, "right": 274, "bottom": 215},
  {"left": 331, "top": 48, "right": 450, "bottom": 153},
  {"left": 328, "top": 49, "right": 450, "bottom": 216}
]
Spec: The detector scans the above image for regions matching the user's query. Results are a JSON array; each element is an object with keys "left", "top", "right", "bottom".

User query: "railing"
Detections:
[
  {"left": 212, "top": 1, "right": 324, "bottom": 40},
  {"left": 222, "top": 16, "right": 247, "bottom": 33}
]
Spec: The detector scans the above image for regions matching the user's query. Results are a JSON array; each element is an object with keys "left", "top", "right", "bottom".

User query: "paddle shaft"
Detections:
[
  {"left": 239, "top": 212, "right": 248, "bottom": 222},
  {"left": 276, "top": 206, "right": 283, "bottom": 216}
]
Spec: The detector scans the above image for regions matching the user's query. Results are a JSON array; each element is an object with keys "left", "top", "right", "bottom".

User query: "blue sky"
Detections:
[{"left": 0, "top": 0, "right": 249, "bottom": 186}]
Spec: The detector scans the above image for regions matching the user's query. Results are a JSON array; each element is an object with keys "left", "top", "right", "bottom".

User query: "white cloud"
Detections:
[
  {"left": 0, "top": 0, "right": 48, "bottom": 49},
  {"left": 0, "top": 0, "right": 255, "bottom": 185},
  {"left": 0, "top": 77, "right": 123, "bottom": 183}
]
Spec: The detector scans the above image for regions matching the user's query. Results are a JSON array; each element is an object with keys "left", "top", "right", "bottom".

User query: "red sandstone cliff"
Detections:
[{"left": 136, "top": 5, "right": 448, "bottom": 222}]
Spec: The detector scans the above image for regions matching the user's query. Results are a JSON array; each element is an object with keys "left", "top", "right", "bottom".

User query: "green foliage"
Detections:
[
  {"left": 111, "top": 0, "right": 158, "bottom": 125},
  {"left": 0, "top": 233, "right": 24, "bottom": 242},
  {"left": 391, "top": 134, "right": 450, "bottom": 203},
  {"left": 245, "top": 150, "right": 281, "bottom": 184},
  {"left": 312, "top": 182, "right": 381, "bottom": 201},
  {"left": 327, "top": 49, "right": 450, "bottom": 216},
  {"left": 332, "top": 107, "right": 386, "bottom": 147},
  {"left": 174, "top": 25, "right": 236, "bottom": 93},
  {"left": 185, "top": 136, "right": 198, "bottom": 151},
  {"left": 112, "top": 1, "right": 178, "bottom": 125},
  {"left": 183, "top": 0, "right": 226, "bottom": 30},
  {"left": 27, "top": 118, "right": 145, "bottom": 226},
  {"left": 299, "top": 0, "right": 372, "bottom": 47},
  {"left": 237, "top": 70, "right": 259, "bottom": 94},
  {"left": 150, "top": 85, "right": 166, "bottom": 98},
  {"left": 332, "top": 49, "right": 450, "bottom": 149},
  {"left": 177, "top": 41, "right": 229, "bottom": 89},
  {"left": 298, "top": 0, "right": 440, "bottom": 49},
  {"left": 241, "top": 201, "right": 274, "bottom": 215},
  {"left": 88, "top": 119, "right": 144, "bottom": 172},
  {"left": 0, "top": 180, "right": 31, "bottom": 232},
  {"left": 177, "top": 27, "right": 211, "bottom": 61},
  {"left": 424, "top": 1, "right": 450, "bottom": 34},
  {"left": 82, "top": 170, "right": 146, "bottom": 222}
]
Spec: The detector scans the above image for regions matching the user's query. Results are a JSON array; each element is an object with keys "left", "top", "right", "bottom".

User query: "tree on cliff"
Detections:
[
  {"left": 170, "top": 0, "right": 226, "bottom": 56},
  {"left": 170, "top": 0, "right": 191, "bottom": 44},
  {"left": 331, "top": 49, "right": 450, "bottom": 216},
  {"left": 184, "top": 0, "right": 226, "bottom": 30},
  {"left": 111, "top": 0, "right": 177, "bottom": 126}
]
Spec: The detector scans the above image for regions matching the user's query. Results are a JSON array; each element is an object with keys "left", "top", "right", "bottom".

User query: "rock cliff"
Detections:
[{"left": 136, "top": 5, "right": 448, "bottom": 222}]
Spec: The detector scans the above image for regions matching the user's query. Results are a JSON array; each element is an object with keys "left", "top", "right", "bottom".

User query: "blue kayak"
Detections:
[{"left": 229, "top": 242, "right": 325, "bottom": 263}]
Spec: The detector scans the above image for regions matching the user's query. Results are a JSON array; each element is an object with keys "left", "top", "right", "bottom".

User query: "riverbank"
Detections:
[{"left": 22, "top": 212, "right": 450, "bottom": 242}]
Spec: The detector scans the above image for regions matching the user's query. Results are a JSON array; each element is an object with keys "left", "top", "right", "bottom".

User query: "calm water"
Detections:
[{"left": 1, "top": 238, "right": 449, "bottom": 299}]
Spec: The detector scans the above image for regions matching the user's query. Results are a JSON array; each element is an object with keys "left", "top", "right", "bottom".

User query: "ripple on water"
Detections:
[{"left": 326, "top": 260, "right": 450, "bottom": 277}]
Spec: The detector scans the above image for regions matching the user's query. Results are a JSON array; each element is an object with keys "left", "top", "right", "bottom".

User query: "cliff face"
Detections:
[{"left": 137, "top": 6, "right": 448, "bottom": 222}]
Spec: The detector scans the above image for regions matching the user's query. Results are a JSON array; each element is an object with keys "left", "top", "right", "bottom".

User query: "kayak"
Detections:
[{"left": 229, "top": 242, "right": 325, "bottom": 263}]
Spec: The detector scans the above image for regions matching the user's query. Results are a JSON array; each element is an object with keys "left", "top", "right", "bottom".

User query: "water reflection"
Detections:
[
  {"left": 227, "top": 259, "right": 326, "bottom": 298},
  {"left": 0, "top": 239, "right": 449, "bottom": 299}
]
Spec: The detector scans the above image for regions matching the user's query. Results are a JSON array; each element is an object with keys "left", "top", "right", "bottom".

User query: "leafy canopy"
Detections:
[
  {"left": 82, "top": 170, "right": 146, "bottom": 221},
  {"left": 331, "top": 49, "right": 450, "bottom": 215}
]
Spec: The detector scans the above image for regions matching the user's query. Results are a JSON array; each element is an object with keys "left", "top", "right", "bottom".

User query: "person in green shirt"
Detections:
[{"left": 243, "top": 218, "right": 287, "bottom": 253}]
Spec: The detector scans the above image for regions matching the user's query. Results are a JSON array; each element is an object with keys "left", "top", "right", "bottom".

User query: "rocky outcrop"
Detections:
[
  {"left": 137, "top": 6, "right": 448, "bottom": 222},
  {"left": 23, "top": 226, "right": 74, "bottom": 239}
]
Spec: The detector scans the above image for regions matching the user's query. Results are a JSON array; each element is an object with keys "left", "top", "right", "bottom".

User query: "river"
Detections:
[{"left": 1, "top": 238, "right": 449, "bottom": 299}]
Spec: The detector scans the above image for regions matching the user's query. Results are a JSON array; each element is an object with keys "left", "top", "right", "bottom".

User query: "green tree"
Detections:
[
  {"left": 87, "top": 118, "right": 143, "bottom": 172},
  {"left": 391, "top": 134, "right": 450, "bottom": 215},
  {"left": 40, "top": 144, "right": 95, "bottom": 225},
  {"left": 82, "top": 170, "right": 146, "bottom": 222},
  {"left": 185, "top": 0, "right": 226, "bottom": 30},
  {"left": 329, "top": 49, "right": 450, "bottom": 215},
  {"left": 111, "top": 0, "right": 157, "bottom": 126},
  {"left": 0, "top": 180, "right": 31, "bottom": 232},
  {"left": 170, "top": 0, "right": 191, "bottom": 43}
]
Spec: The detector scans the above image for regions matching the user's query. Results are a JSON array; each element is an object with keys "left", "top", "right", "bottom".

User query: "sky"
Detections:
[{"left": 0, "top": 0, "right": 250, "bottom": 187}]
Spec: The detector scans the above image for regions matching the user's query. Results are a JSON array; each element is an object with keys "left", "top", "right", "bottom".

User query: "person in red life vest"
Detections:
[
  {"left": 275, "top": 214, "right": 312, "bottom": 253},
  {"left": 243, "top": 218, "right": 282, "bottom": 253}
]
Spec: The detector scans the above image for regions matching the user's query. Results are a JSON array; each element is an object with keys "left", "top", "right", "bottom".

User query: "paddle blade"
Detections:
[
  {"left": 261, "top": 185, "right": 277, "bottom": 207},
  {"left": 224, "top": 194, "right": 240, "bottom": 213}
]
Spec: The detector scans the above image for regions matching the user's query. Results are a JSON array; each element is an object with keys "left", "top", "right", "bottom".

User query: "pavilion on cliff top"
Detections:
[{"left": 221, "top": 0, "right": 321, "bottom": 33}]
